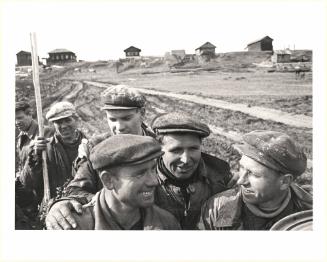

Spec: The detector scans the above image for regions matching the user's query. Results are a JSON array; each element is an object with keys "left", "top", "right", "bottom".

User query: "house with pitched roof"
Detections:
[
  {"left": 124, "top": 46, "right": 141, "bottom": 57},
  {"left": 46, "top": 49, "right": 77, "bottom": 65},
  {"left": 195, "top": 42, "right": 216, "bottom": 57},
  {"left": 16, "top": 51, "right": 32, "bottom": 66},
  {"left": 246, "top": 36, "right": 273, "bottom": 51}
]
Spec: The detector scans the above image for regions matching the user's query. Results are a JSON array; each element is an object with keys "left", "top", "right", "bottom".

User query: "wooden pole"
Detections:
[{"left": 30, "top": 32, "right": 51, "bottom": 203}]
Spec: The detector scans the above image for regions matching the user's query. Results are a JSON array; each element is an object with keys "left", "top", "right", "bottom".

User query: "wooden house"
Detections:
[
  {"left": 195, "top": 42, "right": 216, "bottom": 57},
  {"left": 46, "top": 49, "right": 77, "bottom": 65},
  {"left": 246, "top": 36, "right": 273, "bottom": 51},
  {"left": 16, "top": 51, "right": 32, "bottom": 66},
  {"left": 124, "top": 46, "right": 141, "bottom": 57}
]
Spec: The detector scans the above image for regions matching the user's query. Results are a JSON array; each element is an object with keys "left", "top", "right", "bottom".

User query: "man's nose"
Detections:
[
  {"left": 180, "top": 150, "right": 190, "bottom": 163},
  {"left": 116, "top": 121, "right": 126, "bottom": 132},
  {"left": 237, "top": 172, "right": 249, "bottom": 186}
]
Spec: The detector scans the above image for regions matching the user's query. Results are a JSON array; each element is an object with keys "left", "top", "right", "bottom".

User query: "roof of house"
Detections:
[
  {"left": 16, "top": 50, "right": 31, "bottom": 55},
  {"left": 247, "top": 36, "right": 273, "bottom": 46},
  {"left": 124, "top": 46, "right": 141, "bottom": 52},
  {"left": 195, "top": 42, "right": 216, "bottom": 50},
  {"left": 48, "top": 49, "right": 75, "bottom": 54}
]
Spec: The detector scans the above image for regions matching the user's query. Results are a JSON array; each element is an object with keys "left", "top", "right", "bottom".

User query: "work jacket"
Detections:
[
  {"left": 20, "top": 130, "right": 86, "bottom": 204},
  {"left": 197, "top": 183, "right": 313, "bottom": 230},
  {"left": 155, "top": 153, "right": 232, "bottom": 229},
  {"left": 71, "top": 189, "right": 181, "bottom": 230}
]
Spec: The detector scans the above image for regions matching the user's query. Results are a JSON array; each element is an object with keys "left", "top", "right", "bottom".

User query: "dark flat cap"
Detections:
[
  {"left": 16, "top": 101, "right": 30, "bottom": 111},
  {"left": 234, "top": 130, "right": 307, "bottom": 176},
  {"left": 90, "top": 134, "right": 164, "bottom": 170},
  {"left": 46, "top": 101, "right": 77, "bottom": 122},
  {"left": 101, "top": 85, "right": 146, "bottom": 110},
  {"left": 151, "top": 113, "right": 210, "bottom": 138}
]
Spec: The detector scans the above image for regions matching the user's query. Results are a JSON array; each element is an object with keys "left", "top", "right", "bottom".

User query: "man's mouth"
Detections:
[
  {"left": 140, "top": 190, "right": 154, "bottom": 199},
  {"left": 242, "top": 187, "right": 254, "bottom": 194},
  {"left": 177, "top": 165, "right": 193, "bottom": 173}
]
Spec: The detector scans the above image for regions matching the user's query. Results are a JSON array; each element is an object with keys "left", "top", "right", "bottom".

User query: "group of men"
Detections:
[{"left": 15, "top": 85, "right": 312, "bottom": 230}]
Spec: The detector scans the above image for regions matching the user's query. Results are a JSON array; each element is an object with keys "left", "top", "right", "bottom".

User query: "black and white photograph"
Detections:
[{"left": 1, "top": 0, "right": 326, "bottom": 261}]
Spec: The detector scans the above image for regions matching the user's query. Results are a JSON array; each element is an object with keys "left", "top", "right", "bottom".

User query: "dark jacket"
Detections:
[
  {"left": 197, "top": 183, "right": 313, "bottom": 230},
  {"left": 155, "top": 153, "right": 232, "bottom": 229},
  {"left": 63, "top": 123, "right": 156, "bottom": 202},
  {"left": 71, "top": 189, "right": 181, "bottom": 230},
  {"left": 20, "top": 131, "right": 86, "bottom": 204},
  {"left": 16, "top": 119, "right": 53, "bottom": 174}
]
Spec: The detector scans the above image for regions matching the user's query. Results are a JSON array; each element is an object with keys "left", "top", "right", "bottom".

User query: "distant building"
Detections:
[
  {"left": 46, "top": 49, "right": 77, "bottom": 65},
  {"left": 246, "top": 36, "right": 273, "bottom": 51},
  {"left": 171, "top": 50, "right": 186, "bottom": 59},
  {"left": 195, "top": 42, "right": 216, "bottom": 57},
  {"left": 124, "top": 46, "right": 141, "bottom": 57},
  {"left": 16, "top": 51, "right": 32, "bottom": 66},
  {"left": 271, "top": 50, "right": 291, "bottom": 63}
]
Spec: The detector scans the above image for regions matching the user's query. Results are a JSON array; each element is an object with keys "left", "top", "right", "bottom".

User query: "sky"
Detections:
[{"left": 1, "top": 0, "right": 324, "bottom": 61}]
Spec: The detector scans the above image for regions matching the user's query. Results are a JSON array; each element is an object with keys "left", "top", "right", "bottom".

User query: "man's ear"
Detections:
[
  {"left": 100, "top": 170, "right": 114, "bottom": 190},
  {"left": 279, "top": 174, "right": 293, "bottom": 190},
  {"left": 139, "top": 107, "right": 146, "bottom": 120}
]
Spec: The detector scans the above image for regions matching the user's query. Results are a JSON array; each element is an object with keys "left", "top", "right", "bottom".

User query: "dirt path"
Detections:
[{"left": 85, "top": 80, "right": 311, "bottom": 129}]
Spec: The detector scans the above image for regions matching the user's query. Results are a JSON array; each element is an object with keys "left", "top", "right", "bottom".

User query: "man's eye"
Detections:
[{"left": 109, "top": 118, "right": 116, "bottom": 122}]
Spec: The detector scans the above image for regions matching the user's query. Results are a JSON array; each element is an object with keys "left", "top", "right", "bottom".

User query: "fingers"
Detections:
[
  {"left": 45, "top": 200, "right": 78, "bottom": 230},
  {"left": 34, "top": 137, "right": 50, "bottom": 152},
  {"left": 70, "top": 200, "right": 83, "bottom": 214}
]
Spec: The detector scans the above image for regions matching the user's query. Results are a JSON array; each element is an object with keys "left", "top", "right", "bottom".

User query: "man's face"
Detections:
[
  {"left": 53, "top": 116, "right": 78, "bottom": 142},
  {"left": 105, "top": 109, "right": 143, "bottom": 135},
  {"left": 110, "top": 159, "right": 159, "bottom": 208},
  {"left": 237, "top": 155, "right": 284, "bottom": 208},
  {"left": 15, "top": 110, "right": 32, "bottom": 132},
  {"left": 161, "top": 133, "right": 202, "bottom": 180}
]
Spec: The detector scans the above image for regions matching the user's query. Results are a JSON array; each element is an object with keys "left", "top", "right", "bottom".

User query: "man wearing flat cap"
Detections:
[
  {"left": 46, "top": 85, "right": 155, "bottom": 229},
  {"left": 198, "top": 130, "right": 312, "bottom": 230},
  {"left": 152, "top": 113, "right": 232, "bottom": 229},
  {"left": 19, "top": 101, "right": 86, "bottom": 210},
  {"left": 51, "top": 135, "right": 180, "bottom": 230}
]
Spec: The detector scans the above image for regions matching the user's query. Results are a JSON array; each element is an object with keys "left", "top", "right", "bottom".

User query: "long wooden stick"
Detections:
[{"left": 30, "top": 32, "right": 51, "bottom": 203}]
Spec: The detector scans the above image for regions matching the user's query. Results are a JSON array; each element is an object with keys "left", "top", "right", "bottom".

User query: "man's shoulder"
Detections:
[
  {"left": 200, "top": 187, "right": 242, "bottom": 229},
  {"left": 88, "top": 132, "right": 112, "bottom": 148},
  {"left": 201, "top": 152, "right": 230, "bottom": 174},
  {"left": 206, "top": 187, "right": 240, "bottom": 208},
  {"left": 146, "top": 205, "right": 181, "bottom": 229},
  {"left": 71, "top": 204, "right": 95, "bottom": 230}
]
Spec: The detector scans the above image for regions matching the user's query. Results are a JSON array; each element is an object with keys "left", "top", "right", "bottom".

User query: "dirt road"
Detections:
[{"left": 84, "top": 81, "right": 312, "bottom": 129}]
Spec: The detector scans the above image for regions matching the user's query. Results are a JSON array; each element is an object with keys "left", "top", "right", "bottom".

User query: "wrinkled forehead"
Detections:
[{"left": 239, "top": 155, "right": 278, "bottom": 176}]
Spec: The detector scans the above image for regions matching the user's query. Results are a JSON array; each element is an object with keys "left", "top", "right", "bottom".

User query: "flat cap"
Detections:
[
  {"left": 46, "top": 101, "right": 77, "bottom": 122},
  {"left": 152, "top": 113, "right": 210, "bottom": 138},
  {"left": 234, "top": 130, "right": 307, "bottom": 176},
  {"left": 101, "top": 85, "right": 146, "bottom": 110},
  {"left": 16, "top": 101, "right": 30, "bottom": 111},
  {"left": 90, "top": 134, "right": 164, "bottom": 170}
]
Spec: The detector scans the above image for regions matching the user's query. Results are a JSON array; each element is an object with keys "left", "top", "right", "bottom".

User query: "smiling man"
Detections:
[
  {"left": 152, "top": 113, "right": 232, "bottom": 229},
  {"left": 198, "top": 130, "right": 313, "bottom": 230},
  {"left": 19, "top": 101, "right": 86, "bottom": 206},
  {"left": 63, "top": 135, "right": 180, "bottom": 230}
]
